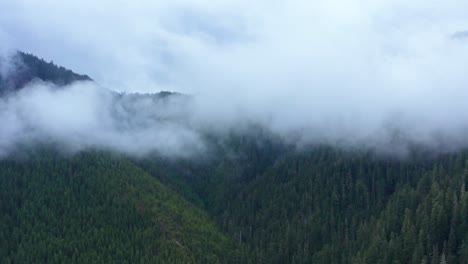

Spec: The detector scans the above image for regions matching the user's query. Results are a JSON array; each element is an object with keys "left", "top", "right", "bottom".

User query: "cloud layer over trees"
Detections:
[{"left": 1, "top": 0, "right": 468, "bottom": 157}]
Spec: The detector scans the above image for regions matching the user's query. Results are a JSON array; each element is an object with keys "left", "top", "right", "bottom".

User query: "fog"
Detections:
[
  {"left": 1, "top": 1, "right": 468, "bottom": 157},
  {"left": 0, "top": 81, "right": 207, "bottom": 158}
]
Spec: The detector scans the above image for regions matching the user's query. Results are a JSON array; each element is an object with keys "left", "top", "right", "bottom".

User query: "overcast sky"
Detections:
[
  {"left": 1, "top": 1, "right": 467, "bottom": 91},
  {"left": 1, "top": 0, "right": 468, "bottom": 156}
]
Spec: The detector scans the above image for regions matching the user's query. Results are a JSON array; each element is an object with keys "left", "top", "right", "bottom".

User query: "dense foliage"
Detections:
[
  {"left": 0, "top": 151, "right": 242, "bottom": 263},
  {"left": 0, "top": 52, "right": 91, "bottom": 94},
  {"left": 3, "top": 52, "right": 468, "bottom": 263},
  {"left": 136, "top": 133, "right": 468, "bottom": 264},
  {"left": 185, "top": 145, "right": 468, "bottom": 264}
]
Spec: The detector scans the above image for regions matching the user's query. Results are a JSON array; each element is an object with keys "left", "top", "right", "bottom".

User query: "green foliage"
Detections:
[
  {"left": 3, "top": 133, "right": 468, "bottom": 264},
  {"left": 0, "top": 52, "right": 91, "bottom": 94},
  {"left": 192, "top": 145, "right": 468, "bottom": 264},
  {"left": 3, "top": 50, "right": 468, "bottom": 263},
  {"left": 0, "top": 152, "right": 242, "bottom": 263},
  {"left": 140, "top": 136, "right": 468, "bottom": 264}
]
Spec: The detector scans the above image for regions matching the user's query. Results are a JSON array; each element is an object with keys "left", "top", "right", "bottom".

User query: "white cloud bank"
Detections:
[
  {"left": 1, "top": 0, "right": 468, "bottom": 156},
  {"left": 0, "top": 82, "right": 204, "bottom": 158}
]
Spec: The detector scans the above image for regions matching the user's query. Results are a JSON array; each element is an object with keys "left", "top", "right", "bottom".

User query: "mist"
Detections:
[
  {"left": 0, "top": 81, "right": 204, "bottom": 158},
  {"left": 1, "top": 0, "right": 468, "bottom": 157}
]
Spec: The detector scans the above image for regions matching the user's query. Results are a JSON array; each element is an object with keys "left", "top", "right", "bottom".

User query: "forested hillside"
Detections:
[
  {"left": 0, "top": 52, "right": 91, "bottom": 94},
  {"left": 193, "top": 146, "right": 468, "bottom": 263},
  {"left": 136, "top": 136, "right": 468, "bottom": 264},
  {"left": 0, "top": 151, "right": 244, "bottom": 263},
  {"left": 0, "top": 52, "right": 244, "bottom": 263},
  {"left": 2, "top": 52, "right": 468, "bottom": 263}
]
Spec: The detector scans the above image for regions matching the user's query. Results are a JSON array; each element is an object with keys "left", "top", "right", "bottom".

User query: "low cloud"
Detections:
[
  {"left": 1, "top": 1, "right": 468, "bottom": 157},
  {"left": 0, "top": 81, "right": 204, "bottom": 158}
]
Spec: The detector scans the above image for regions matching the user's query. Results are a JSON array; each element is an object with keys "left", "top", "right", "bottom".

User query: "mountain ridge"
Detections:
[{"left": 2, "top": 52, "right": 468, "bottom": 264}]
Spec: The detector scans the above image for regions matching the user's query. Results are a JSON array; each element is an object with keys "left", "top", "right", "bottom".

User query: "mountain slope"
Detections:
[
  {"left": 0, "top": 51, "right": 91, "bottom": 94},
  {"left": 159, "top": 144, "right": 468, "bottom": 264},
  {"left": 4, "top": 51, "right": 468, "bottom": 264},
  {"left": 0, "top": 51, "right": 248, "bottom": 263},
  {"left": 0, "top": 151, "right": 244, "bottom": 263}
]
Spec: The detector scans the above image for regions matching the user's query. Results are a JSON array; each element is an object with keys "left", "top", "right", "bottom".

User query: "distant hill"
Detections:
[
  {"left": 0, "top": 53, "right": 245, "bottom": 263},
  {"left": 3, "top": 51, "right": 468, "bottom": 264},
  {"left": 0, "top": 51, "right": 91, "bottom": 94}
]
